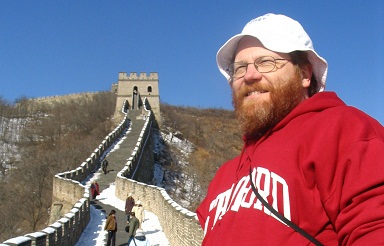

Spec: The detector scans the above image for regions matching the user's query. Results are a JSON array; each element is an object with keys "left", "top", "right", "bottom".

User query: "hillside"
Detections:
[
  {"left": 158, "top": 103, "right": 243, "bottom": 210},
  {"left": 0, "top": 92, "right": 117, "bottom": 241},
  {"left": 0, "top": 96, "right": 243, "bottom": 240}
]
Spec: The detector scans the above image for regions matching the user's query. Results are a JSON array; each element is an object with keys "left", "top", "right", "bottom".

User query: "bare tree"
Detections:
[
  {"left": 0, "top": 91, "right": 117, "bottom": 239},
  {"left": 0, "top": 179, "right": 23, "bottom": 241}
]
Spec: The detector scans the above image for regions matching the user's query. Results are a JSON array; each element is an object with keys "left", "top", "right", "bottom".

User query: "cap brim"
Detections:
[
  {"left": 216, "top": 34, "right": 245, "bottom": 81},
  {"left": 216, "top": 34, "right": 327, "bottom": 92}
]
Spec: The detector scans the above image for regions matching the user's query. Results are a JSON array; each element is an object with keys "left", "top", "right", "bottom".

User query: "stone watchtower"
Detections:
[{"left": 113, "top": 72, "right": 161, "bottom": 120}]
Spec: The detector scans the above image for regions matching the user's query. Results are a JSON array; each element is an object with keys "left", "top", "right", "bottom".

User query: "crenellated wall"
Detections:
[
  {"left": 2, "top": 101, "right": 130, "bottom": 246},
  {"left": 114, "top": 72, "right": 161, "bottom": 121},
  {"left": 115, "top": 99, "right": 204, "bottom": 245},
  {"left": 28, "top": 92, "right": 101, "bottom": 105},
  {"left": 2, "top": 98, "right": 204, "bottom": 246}
]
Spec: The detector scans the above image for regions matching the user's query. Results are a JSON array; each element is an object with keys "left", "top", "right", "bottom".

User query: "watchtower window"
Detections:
[{"left": 147, "top": 86, "right": 152, "bottom": 93}]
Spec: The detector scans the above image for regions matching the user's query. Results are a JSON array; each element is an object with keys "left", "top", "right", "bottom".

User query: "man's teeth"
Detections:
[{"left": 247, "top": 91, "right": 268, "bottom": 96}]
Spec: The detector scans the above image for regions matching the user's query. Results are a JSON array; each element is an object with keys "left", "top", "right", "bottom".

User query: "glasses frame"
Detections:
[{"left": 226, "top": 56, "right": 292, "bottom": 80}]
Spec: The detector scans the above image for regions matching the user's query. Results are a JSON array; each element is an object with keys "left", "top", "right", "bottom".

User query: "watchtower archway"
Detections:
[
  {"left": 114, "top": 72, "right": 160, "bottom": 120},
  {"left": 132, "top": 86, "right": 138, "bottom": 110}
]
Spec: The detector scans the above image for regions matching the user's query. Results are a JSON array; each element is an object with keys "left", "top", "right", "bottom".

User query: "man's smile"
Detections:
[{"left": 247, "top": 90, "right": 269, "bottom": 97}]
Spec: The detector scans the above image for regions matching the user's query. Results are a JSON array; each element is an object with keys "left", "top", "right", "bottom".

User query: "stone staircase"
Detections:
[{"left": 90, "top": 109, "right": 147, "bottom": 246}]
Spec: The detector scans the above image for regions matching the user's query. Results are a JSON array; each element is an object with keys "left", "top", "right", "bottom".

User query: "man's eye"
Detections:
[
  {"left": 234, "top": 66, "right": 246, "bottom": 74},
  {"left": 234, "top": 65, "right": 245, "bottom": 71},
  {"left": 258, "top": 59, "right": 274, "bottom": 66}
]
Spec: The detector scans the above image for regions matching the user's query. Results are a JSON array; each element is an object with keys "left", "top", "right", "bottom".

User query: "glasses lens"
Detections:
[
  {"left": 255, "top": 57, "right": 276, "bottom": 73},
  {"left": 228, "top": 62, "right": 247, "bottom": 78}
]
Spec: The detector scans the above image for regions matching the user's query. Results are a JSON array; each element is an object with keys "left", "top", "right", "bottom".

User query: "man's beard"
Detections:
[{"left": 232, "top": 67, "right": 306, "bottom": 139}]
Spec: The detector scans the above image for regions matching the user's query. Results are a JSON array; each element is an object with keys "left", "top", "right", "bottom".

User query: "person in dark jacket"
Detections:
[
  {"left": 104, "top": 209, "right": 117, "bottom": 246},
  {"left": 125, "top": 193, "right": 135, "bottom": 221},
  {"left": 102, "top": 159, "right": 109, "bottom": 174}
]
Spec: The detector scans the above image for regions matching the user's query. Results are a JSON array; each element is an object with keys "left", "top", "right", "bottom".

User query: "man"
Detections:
[
  {"left": 102, "top": 158, "right": 109, "bottom": 174},
  {"left": 127, "top": 211, "right": 140, "bottom": 246},
  {"left": 104, "top": 209, "right": 117, "bottom": 246},
  {"left": 196, "top": 13, "right": 384, "bottom": 245},
  {"left": 125, "top": 193, "right": 135, "bottom": 221}
]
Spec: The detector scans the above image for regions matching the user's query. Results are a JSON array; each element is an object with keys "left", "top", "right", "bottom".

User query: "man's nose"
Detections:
[{"left": 243, "top": 64, "right": 262, "bottom": 83}]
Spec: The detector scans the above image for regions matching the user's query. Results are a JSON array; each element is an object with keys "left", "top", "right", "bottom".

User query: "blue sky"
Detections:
[{"left": 1, "top": 1, "right": 383, "bottom": 124}]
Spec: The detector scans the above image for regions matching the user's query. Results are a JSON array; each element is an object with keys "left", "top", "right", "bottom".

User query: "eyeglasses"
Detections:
[{"left": 226, "top": 56, "right": 291, "bottom": 80}]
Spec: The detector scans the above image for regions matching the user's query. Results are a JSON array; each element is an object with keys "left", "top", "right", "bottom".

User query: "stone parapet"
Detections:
[
  {"left": 115, "top": 177, "right": 204, "bottom": 246},
  {"left": 115, "top": 100, "right": 204, "bottom": 245},
  {"left": 2, "top": 102, "right": 131, "bottom": 246},
  {"left": 2, "top": 97, "right": 204, "bottom": 245}
]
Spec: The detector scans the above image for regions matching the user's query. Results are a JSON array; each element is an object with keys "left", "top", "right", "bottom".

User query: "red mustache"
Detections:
[{"left": 236, "top": 84, "right": 272, "bottom": 99}]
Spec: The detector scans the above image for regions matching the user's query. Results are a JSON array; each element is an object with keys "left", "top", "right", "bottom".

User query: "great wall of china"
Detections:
[{"left": 2, "top": 72, "right": 204, "bottom": 245}]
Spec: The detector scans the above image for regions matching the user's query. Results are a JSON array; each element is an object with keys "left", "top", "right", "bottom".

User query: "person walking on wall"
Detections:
[
  {"left": 104, "top": 209, "right": 117, "bottom": 246},
  {"left": 132, "top": 200, "right": 145, "bottom": 229},
  {"left": 196, "top": 13, "right": 384, "bottom": 245},
  {"left": 102, "top": 158, "right": 109, "bottom": 174},
  {"left": 90, "top": 181, "right": 99, "bottom": 200},
  {"left": 127, "top": 211, "right": 140, "bottom": 246},
  {"left": 125, "top": 193, "right": 135, "bottom": 221}
]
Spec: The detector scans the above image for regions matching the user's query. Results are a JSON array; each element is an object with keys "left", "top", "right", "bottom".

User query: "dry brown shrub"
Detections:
[{"left": 160, "top": 103, "right": 243, "bottom": 210}]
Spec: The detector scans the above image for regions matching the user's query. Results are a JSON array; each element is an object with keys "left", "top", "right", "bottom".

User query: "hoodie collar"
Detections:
[{"left": 242, "top": 92, "right": 345, "bottom": 143}]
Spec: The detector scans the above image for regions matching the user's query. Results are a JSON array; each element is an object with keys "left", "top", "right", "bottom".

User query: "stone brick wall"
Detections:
[
  {"left": 114, "top": 178, "right": 204, "bottom": 246},
  {"left": 2, "top": 101, "right": 130, "bottom": 246},
  {"left": 2, "top": 198, "right": 91, "bottom": 246},
  {"left": 115, "top": 72, "right": 161, "bottom": 121},
  {"left": 115, "top": 100, "right": 204, "bottom": 245},
  {"left": 2, "top": 98, "right": 204, "bottom": 246},
  {"left": 27, "top": 92, "right": 100, "bottom": 107}
]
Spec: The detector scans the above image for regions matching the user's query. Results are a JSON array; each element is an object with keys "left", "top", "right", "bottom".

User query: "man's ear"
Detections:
[{"left": 301, "top": 64, "right": 312, "bottom": 88}]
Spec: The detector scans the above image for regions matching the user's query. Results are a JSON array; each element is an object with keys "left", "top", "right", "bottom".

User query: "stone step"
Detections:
[{"left": 88, "top": 109, "right": 147, "bottom": 246}]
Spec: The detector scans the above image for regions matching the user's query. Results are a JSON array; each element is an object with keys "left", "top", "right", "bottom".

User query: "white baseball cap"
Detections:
[{"left": 217, "top": 13, "right": 328, "bottom": 92}]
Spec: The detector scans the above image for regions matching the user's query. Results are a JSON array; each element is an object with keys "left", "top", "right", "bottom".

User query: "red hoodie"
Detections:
[{"left": 196, "top": 92, "right": 384, "bottom": 246}]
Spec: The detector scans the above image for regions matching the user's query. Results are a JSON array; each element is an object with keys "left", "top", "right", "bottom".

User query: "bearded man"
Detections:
[{"left": 196, "top": 13, "right": 384, "bottom": 246}]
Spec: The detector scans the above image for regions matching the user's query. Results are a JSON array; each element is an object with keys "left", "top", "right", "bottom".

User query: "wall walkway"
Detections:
[{"left": 1, "top": 99, "right": 204, "bottom": 246}]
